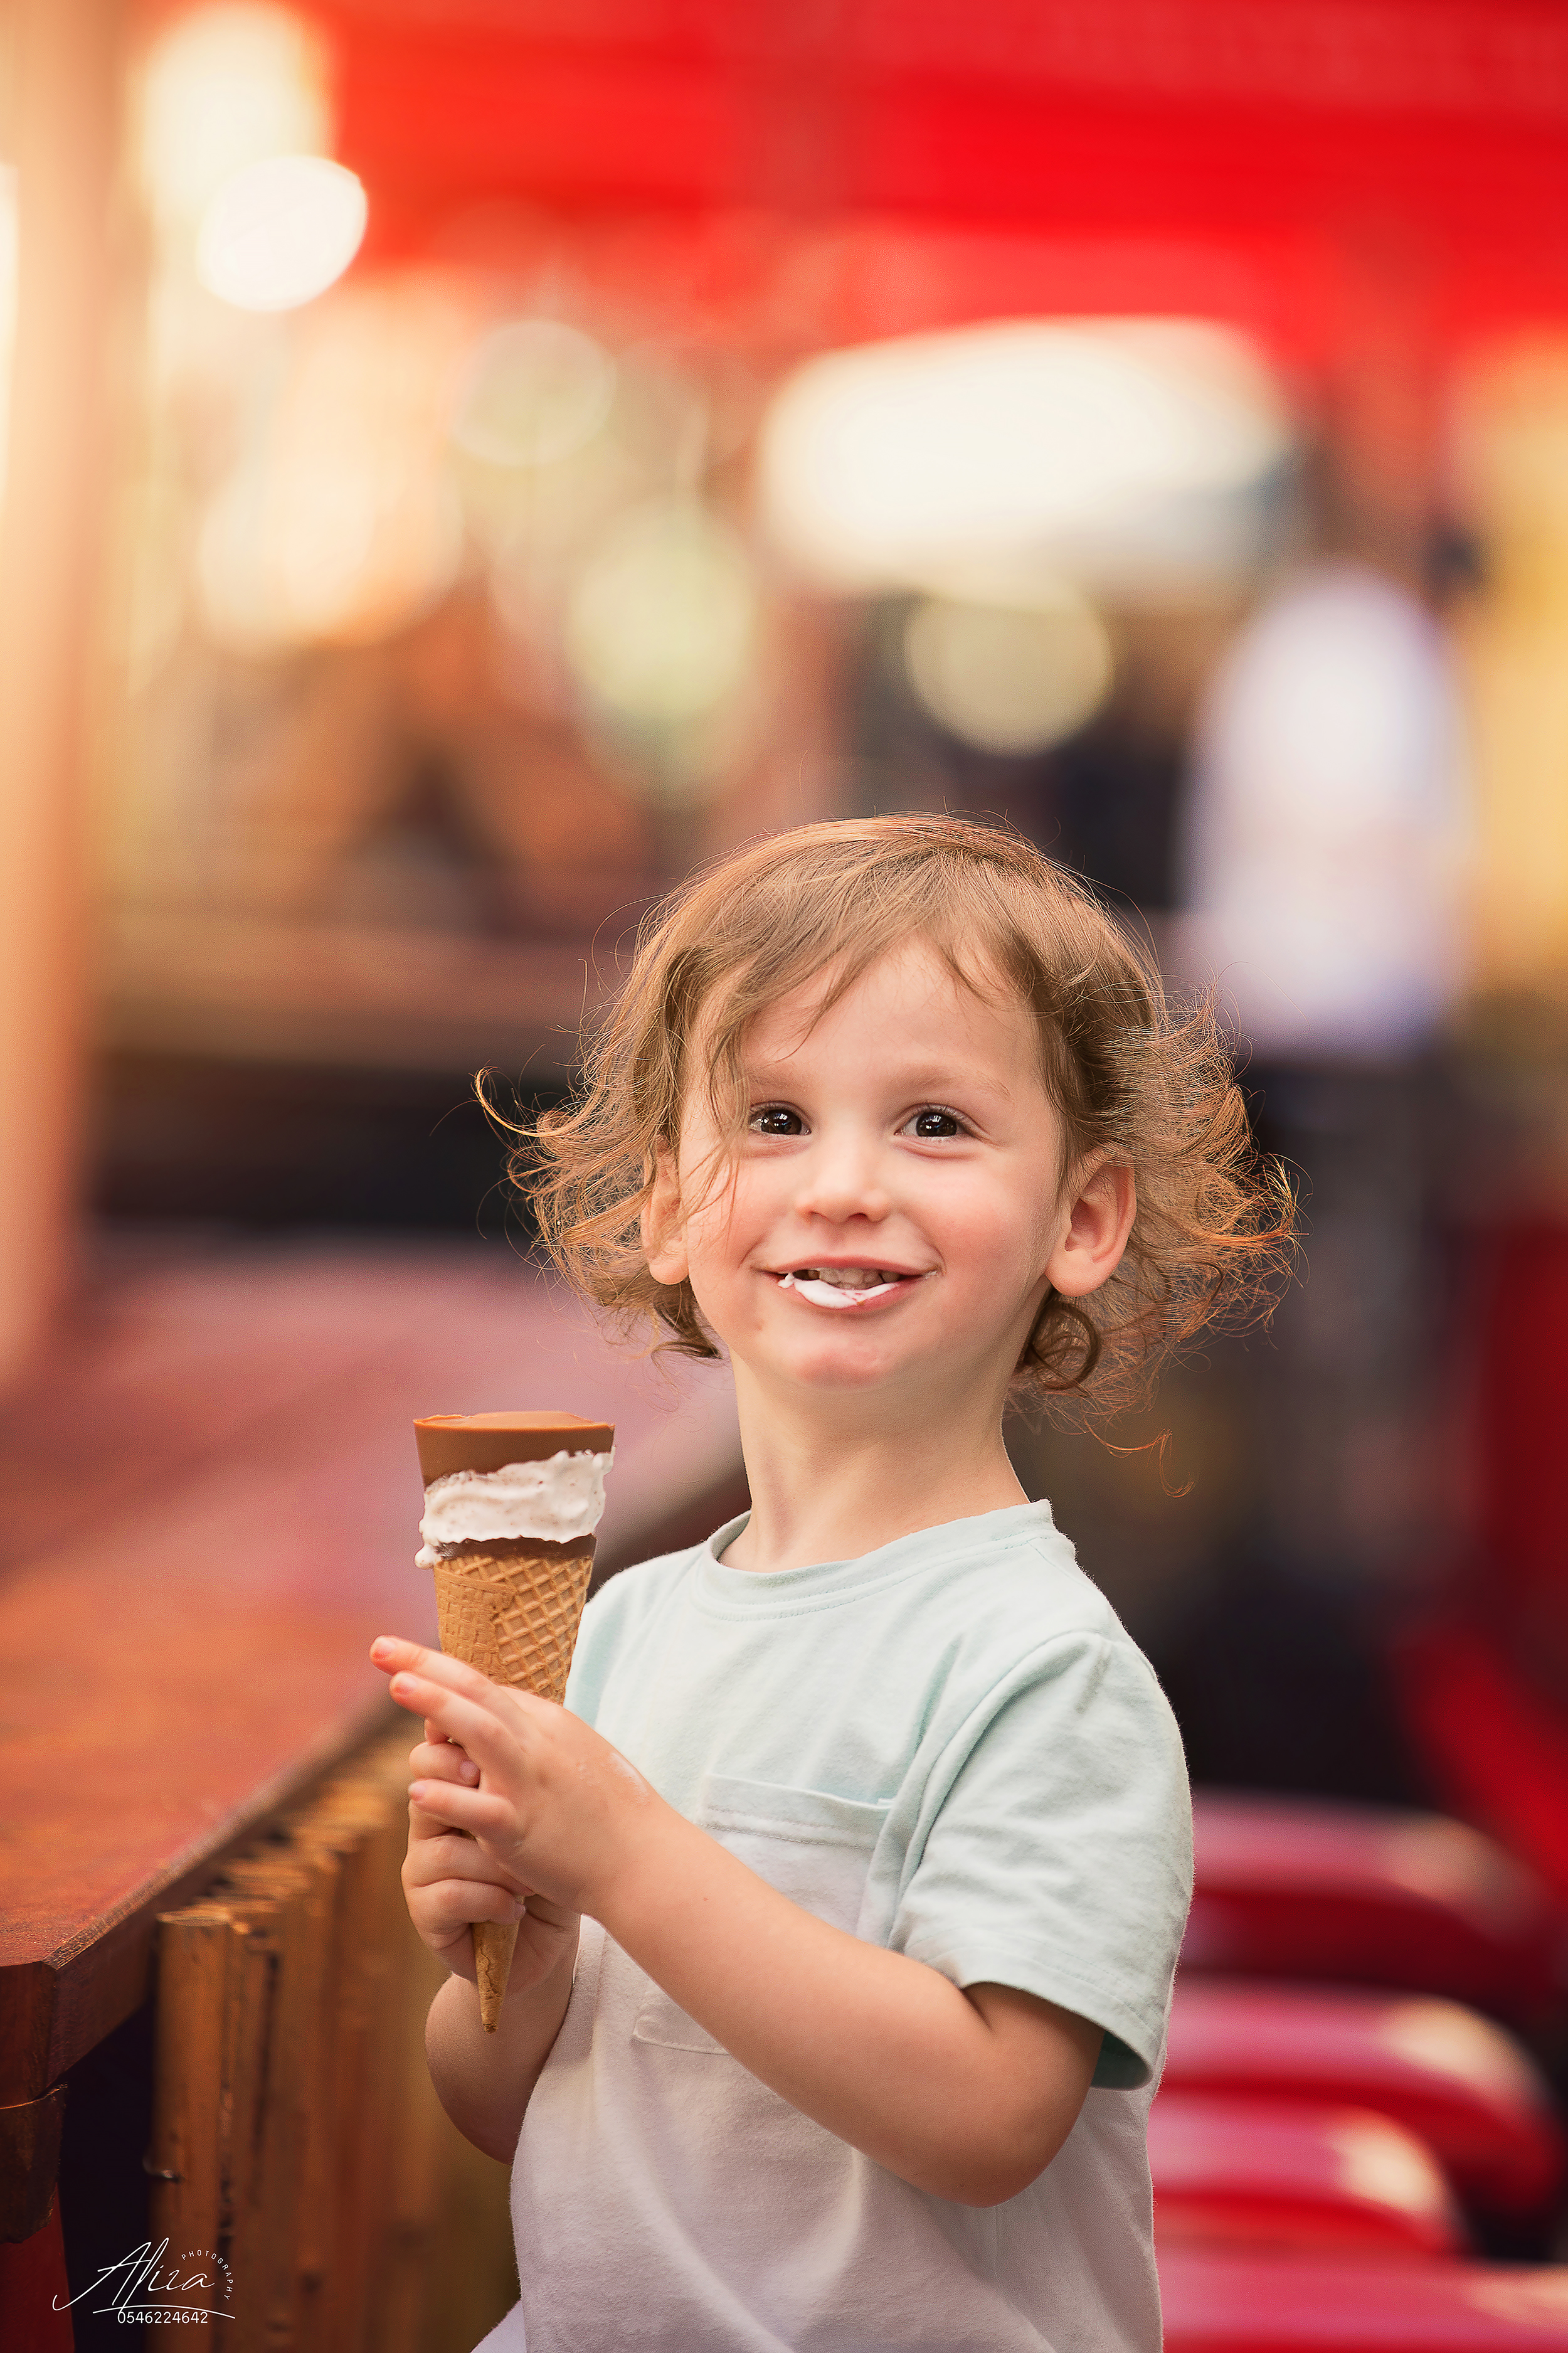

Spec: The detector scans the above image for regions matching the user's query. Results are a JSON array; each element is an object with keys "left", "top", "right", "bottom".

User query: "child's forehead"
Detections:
[
  {"left": 741, "top": 936, "right": 1026, "bottom": 1053},
  {"left": 687, "top": 951, "right": 1049, "bottom": 1117}
]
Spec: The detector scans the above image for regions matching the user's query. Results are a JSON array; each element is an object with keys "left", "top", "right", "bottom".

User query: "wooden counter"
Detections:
[{"left": 0, "top": 1239, "right": 742, "bottom": 2132}]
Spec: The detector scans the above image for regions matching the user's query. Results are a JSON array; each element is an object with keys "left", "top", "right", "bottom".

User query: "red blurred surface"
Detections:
[
  {"left": 278, "top": 0, "right": 1568, "bottom": 352},
  {"left": 1184, "top": 1794, "right": 1560, "bottom": 2019},
  {"left": 1160, "top": 2249, "right": 1568, "bottom": 2353},
  {"left": 1165, "top": 1981, "right": 1564, "bottom": 2212},
  {"left": 1474, "top": 1228, "right": 1568, "bottom": 1657},
  {"left": 1151, "top": 2094, "right": 1467, "bottom": 2260},
  {"left": 1399, "top": 1630, "right": 1568, "bottom": 1906}
]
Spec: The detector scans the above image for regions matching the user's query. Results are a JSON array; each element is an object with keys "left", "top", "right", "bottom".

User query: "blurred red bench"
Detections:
[
  {"left": 1151, "top": 2093, "right": 1466, "bottom": 2260},
  {"left": 1160, "top": 2249, "right": 1568, "bottom": 2353},
  {"left": 1184, "top": 1793, "right": 1560, "bottom": 2021},
  {"left": 1165, "top": 1981, "right": 1562, "bottom": 2214}
]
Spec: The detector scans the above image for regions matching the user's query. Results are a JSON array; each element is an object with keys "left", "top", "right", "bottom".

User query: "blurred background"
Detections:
[
  {"left": 4, "top": 0, "right": 1562, "bottom": 1775},
  {"left": 10, "top": 2, "right": 1568, "bottom": 2345}
]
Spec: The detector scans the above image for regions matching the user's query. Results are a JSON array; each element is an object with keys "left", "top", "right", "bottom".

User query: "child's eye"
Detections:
[
  {"left": 749, "top": 1105, "right": 804, "bottom": 1137},
  {"left": 905, "top": 1106, "right": 964, "bottom": 1140}
]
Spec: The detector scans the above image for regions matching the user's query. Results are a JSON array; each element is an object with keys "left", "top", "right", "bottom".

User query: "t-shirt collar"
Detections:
[{"left": 694, "top": 1499, "right": 1057, "bottom": 1617}]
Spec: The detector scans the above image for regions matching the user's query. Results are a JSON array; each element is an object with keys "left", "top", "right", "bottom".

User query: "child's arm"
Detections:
[
  {"left": 401, "top": 1726, "right": 581, "bottom": 2162},
  {"left": 422, "top": 1949, "right": 577, "bottom": 2164},
  {"left": 376, "top": 1641, "right": 1104, "bottom": 2207}
]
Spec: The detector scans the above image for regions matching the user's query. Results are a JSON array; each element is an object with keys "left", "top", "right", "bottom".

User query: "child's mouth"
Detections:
[{"left": 775, "top": 1267, "right": 921, "bottom": 1310}]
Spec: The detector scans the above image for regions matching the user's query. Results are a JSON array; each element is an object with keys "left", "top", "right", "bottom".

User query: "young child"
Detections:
[{"left": 373, "top": 815, "right": 1291, "bottom": 2352}]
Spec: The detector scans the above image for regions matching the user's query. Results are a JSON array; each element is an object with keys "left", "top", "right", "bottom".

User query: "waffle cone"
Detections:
[{"left": 429, "top": 1541, "right": 595, "bottom": 2030}]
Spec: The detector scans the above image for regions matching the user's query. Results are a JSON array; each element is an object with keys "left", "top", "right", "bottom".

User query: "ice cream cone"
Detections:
[
  {"left": 430, "top": 1541, "right": 596, "bottom": 2025},
  {"left": 414, "top": 1413, "right": 613, "bottom": 2031}
]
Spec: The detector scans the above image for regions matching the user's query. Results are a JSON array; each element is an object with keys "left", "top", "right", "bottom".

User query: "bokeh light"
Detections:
[
  {"left": 759, "top": 319, "right": 1291, "bottom": 598},
  {"left": 195, "top": 275, "right": 474, "bottom": 652},
  {"left": 451, "top": 321, "right": 617, "bottom": 471},
  {"left": 196, "top": 154, "right": 366, "bottom": 312},
  {"left": 1182, "top": 563, "right": 1470, "bottom": 1056},
  {"left": 564, "top": 497, "right": 760, "bottom": 790},
  {"left": 904, "top": 585, "right": 1115, "bottom": 755},
  {"left": 138, "top": 3, "right": 332, "bottom": 225}
]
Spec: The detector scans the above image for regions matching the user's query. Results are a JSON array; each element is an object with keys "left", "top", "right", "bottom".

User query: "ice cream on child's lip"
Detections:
[
  {"left": 778, "top": 1267, "right": 914, "bottom": 1309},
  {"left": 414, "top": 1411, "right": 615, "bottom": 1564}
]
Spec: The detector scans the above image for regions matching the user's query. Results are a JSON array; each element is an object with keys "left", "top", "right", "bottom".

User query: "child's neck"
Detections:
[{"left": 719, "top": 1367, "right": 1030, "bottom": 1576}]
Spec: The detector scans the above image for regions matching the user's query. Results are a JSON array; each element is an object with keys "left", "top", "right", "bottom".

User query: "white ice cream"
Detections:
[
  {"left": 778, "top": 1272, "right": 904, "bottom": 1309},
  {"left": 418, "top": 1446, "right": 613, "bottom": 1560}
]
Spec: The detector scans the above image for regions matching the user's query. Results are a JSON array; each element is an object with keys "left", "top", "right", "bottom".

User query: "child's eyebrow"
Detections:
[{"left": 741, "top": 1053, "right": 1016, "bottom": 1102}]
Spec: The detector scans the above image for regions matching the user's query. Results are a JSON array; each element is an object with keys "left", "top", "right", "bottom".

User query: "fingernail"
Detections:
[
  {"left": 370, "top": 1637, "right": 394, "bottom": 1657},
  {"left": 460, "top": 1760, "right": 480, "bottom": 1783},
  {"left": 409, "top": 1780, "right": 426, "bottom": 1799}
]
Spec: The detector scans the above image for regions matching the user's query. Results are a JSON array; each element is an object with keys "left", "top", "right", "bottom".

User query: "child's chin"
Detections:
[{"left": 776, "top": 1330, "right": 909, "bottom": 1388}]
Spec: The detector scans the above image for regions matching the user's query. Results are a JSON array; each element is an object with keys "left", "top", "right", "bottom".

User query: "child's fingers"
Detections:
[
  {"left": 408, "top": 1736, "right": 480, "bottom": 1787},
  {"left": 405, "top": 1835, "right": 529, "bottom": 1904},
  {"left": 386, "top": 1665, "right": 544, "bottom": 1768},
  {"left": 372, "top": 1636, "right": 493, "bottom": 1709},
  {"left": 516, "top": 1889, "right": 577, "bottom": 1933},
  {"left": 409, "top": 1869, "right": 526, "bottom": 1940},
  {"left": 407, "top": 1794, "right": 485, "bottom": 1846},
  {"left": 409, "top": 1773, "right": 512, "bottom": 1841}
]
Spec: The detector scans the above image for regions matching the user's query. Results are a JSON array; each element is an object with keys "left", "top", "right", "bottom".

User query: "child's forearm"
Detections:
[
  {"left": 595, "top": 1812, "right": 1101, "bottom": 2207},
  {"left": 425, "top": 1935, "right": 578, "bottom": 2164}
]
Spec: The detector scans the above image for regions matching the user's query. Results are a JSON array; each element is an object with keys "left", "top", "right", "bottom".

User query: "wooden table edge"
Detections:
[{"left": 0, "top": 1691, "right": 403, "bottom": 2105}]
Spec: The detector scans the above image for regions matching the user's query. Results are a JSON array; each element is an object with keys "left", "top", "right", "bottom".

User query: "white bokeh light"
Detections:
[
  {"left": 904, "top": 586, "right": 1114, "bottom": 755},
  {"left": 760, "top": 319, "right": 1291, "bottom": 597},
  {"left": 566, "top": 499, "right": 758, "bottom": 730},
  {"left": 1182, "top": 565, "right": 1471, "bottom": 1056},
  {"left": 197, "top": 154, "right": 366, "bottom": 312},
  {"left": 139, "top": 4, "right": 332, "bottom": 223},
  {"left": 562, "top": 498, "right": 761, "bottom": 792}
]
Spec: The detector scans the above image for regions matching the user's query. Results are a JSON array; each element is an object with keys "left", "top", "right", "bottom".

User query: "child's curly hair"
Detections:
[{"left": 496, "top": 814, "right": 1295, "bottom": 1425}]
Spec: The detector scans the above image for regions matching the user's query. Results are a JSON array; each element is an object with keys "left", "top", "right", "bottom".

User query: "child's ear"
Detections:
[
  {"left": 641, "top": 1139, "right": 690, "bottom": 1286},
  {"left": 1044, "top": 1152, "right": 1136, "bottom": 1299}
]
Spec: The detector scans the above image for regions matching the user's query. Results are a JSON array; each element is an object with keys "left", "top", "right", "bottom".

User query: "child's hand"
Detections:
[
  {"left": 371, "top": 1635, "right": 659, "bottom": 1925},
  {"left": 399, "top": 1723, "right": 581, "bottom": 2000}
]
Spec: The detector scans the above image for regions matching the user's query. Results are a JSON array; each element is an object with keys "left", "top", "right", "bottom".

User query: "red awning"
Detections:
[{"left": 253, "top": 0, "right": 1568, "bottom": 355}]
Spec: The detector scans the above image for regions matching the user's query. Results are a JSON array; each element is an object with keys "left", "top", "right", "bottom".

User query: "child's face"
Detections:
[{"left": 644, "top": 938, "right": 1131, "bottom": 1415}]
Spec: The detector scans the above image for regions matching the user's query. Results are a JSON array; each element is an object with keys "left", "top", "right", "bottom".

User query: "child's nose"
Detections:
[{"left": 792, "top": 1131, "right": 891, "bottom": 1224}]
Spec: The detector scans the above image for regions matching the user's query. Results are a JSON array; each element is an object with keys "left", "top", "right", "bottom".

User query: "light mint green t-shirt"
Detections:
[{"left": 493, "top": 1500, "right": 1194, "bottom": 2353}]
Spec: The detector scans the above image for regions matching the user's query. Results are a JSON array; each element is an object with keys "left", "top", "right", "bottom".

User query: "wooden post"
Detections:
[
  {"left": 0, "top": 0, "right": 123, "bottom": 1388},
  {"left": 148, "top": 1912, "right": 233, "bottom": 2261}
]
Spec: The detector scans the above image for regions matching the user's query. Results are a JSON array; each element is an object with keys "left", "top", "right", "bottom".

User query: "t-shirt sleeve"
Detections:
[{"left": 887, "top": 1630, "right": 1193, "bottom": 2089}]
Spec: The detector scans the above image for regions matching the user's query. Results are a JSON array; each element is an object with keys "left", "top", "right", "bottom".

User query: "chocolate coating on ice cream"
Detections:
[
  {"left": 425, "top": 1533, "right": 593, "bottom": 1564},
  {"left": 415, "top": 1410, "right": 615, "bottom": 1484}
]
